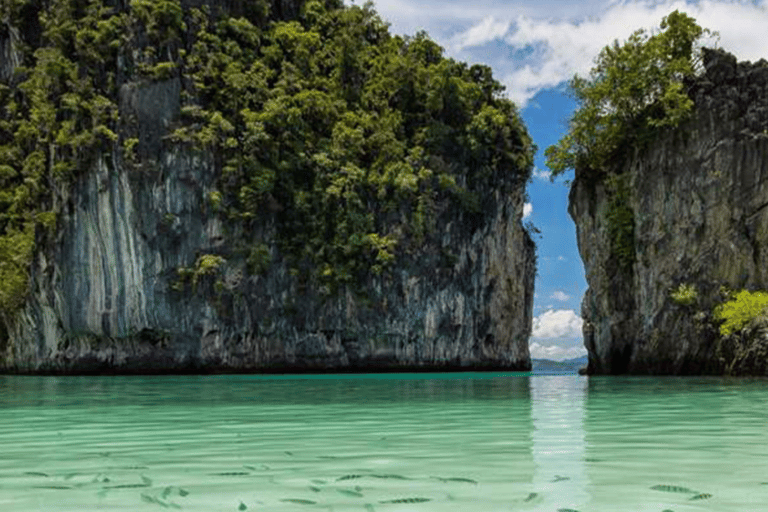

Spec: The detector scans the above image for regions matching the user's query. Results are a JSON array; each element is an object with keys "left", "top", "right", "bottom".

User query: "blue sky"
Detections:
[{"left": 345, "top": 0, "right": 768, "bottom": 359}]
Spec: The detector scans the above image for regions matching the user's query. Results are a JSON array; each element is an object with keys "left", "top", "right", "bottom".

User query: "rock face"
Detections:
[
  {"left": 0, "top": 3, "right": 535, "bottom": 374},
  {"left": 0, "top": 20, "right": 23, "bottom": 83},
  {"left": 570, "top": 48, "right": 768, "bottom": 375},
  {"left": 2, "top": 144, "right": 534, "bottom": 374}
]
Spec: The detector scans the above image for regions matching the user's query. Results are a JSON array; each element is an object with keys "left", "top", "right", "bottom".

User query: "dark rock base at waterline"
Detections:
[{"left": 0, "top": 360, "right": 532, "bottom": 376}]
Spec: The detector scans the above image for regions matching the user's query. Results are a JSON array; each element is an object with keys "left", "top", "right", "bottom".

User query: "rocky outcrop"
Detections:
[
  {"left": 2, "top": 138, "right": 534, "bottom": 374},
  {"left": 570, "top": 48, "right": 768, "bottom": 375},
  {"left": 0, "top": 2, "right": 536, "bottom": 374}
]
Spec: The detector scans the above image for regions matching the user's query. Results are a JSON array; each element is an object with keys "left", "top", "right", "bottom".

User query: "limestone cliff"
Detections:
[
  {"left": 570, "top": 48, "right": 768, "bottom": 375},
  {"left": 0, "top": 0, "right": 536, "bottom": 373}
]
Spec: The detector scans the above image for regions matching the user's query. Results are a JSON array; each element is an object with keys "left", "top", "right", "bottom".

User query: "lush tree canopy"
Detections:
[
  {"left": 545, "top": 10, "right": 715, "bottom": 180},
  {"left": 0, "top": 0, "right": 535, "bottom": 308}
]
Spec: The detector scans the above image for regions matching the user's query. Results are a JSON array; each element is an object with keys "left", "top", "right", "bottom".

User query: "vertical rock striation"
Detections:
[
  {"left": 570, "top": 48, "right": 768, "bottom": 374},
  {"left": 0, "top": 19, "right": 22, "bottom": 83},
  {"left": 3, "top": 138, "right": 535, "bottom": 373}
]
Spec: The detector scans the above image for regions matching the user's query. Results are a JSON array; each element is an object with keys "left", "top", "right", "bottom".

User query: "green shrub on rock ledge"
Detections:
[
  {"left": 173, "top": 254, "right": 226, "bottom": 292},
  {"left": 670, "top": 283, "right": 698, "bottom": 306},
  {"left": 714, "top": 289, "right": 768, "bottom": 336}
]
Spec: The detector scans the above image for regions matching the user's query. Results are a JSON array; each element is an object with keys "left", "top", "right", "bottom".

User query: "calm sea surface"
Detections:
[{"left": 1, "top": 372, "right": 767, "bottom": 512}]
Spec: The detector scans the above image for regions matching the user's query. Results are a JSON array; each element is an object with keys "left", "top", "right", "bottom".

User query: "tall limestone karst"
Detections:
[
  {"left": 0, "top": 0, "right": 536, "bottom": 373},
  {"left": 570, "top": 47, "right": 768, "bottom": 375}
]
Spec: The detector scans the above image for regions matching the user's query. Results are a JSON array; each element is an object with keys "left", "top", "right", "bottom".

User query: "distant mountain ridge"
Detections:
[{"left": 531, "top": 355, "right": 588, "bottom": 374}]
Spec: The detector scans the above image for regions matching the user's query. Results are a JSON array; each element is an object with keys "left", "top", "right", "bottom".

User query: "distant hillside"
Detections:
[{"left": 531, "top": 355, "right": 588, "bottom": 374}]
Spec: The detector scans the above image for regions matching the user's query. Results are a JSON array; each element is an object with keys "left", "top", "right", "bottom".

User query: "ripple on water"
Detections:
[{"left": 3, "top": 374, "right": 768, "bottom": 511}]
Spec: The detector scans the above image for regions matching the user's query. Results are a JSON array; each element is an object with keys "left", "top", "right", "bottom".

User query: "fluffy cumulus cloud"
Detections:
[
  {"left": 497, "top": 0, "right": 735, "bottom": 105},
  {"left": 532, "top": 309, "right": 583, "bottom": 339},
  {"left": 529, "top": 309, "right": 585, "bottom": 360},
  {"left": 523, "top": 202, "right": 533, "bottom": 219},
  {"left": 529, "top": 341, "right": 587, "bottom": 360},
  {"left": 361, "top": 0, "right": 768, "bottom": 107}
]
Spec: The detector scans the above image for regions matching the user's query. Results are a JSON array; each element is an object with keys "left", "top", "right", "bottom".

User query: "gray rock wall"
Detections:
[
  {"left": 0, "top": 22, "right": 22, "bottom": 83},
  {"left": 570, "top": 48, "right": 768, "bottom": 374},
  {"left": 1, "top": 75, "right": 535, "bottom": 373}
]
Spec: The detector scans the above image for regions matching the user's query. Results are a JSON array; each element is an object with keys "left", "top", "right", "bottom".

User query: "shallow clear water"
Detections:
[{"left": 1, "top": 373, "right": 768, "bottom": 512}]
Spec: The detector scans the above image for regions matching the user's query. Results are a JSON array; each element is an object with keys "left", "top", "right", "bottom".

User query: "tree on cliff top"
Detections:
[{"left": 545, "top": 10, "right": 716, "bottom": 180}]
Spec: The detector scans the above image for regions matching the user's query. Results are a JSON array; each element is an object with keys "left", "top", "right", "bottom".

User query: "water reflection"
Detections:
[
  {"left": 531, "top": 375, "right": 589, "bottom": 510},
  {"left": 0, "top": 373, "right": 531, "bottom": 407}
]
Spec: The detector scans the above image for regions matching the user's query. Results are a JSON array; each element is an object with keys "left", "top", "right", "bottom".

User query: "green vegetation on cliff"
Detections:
[
  {"left": 0, "top": 0, "right": 534, "bottom": 310},
  {"left": 545, "top": 11, "right": 714, "bottom": 270},
  {"left": 545, "top": 10, "right": 714, "bottom": 179},
  {"left": 669, "top": 283, "right": 698, "bottom": 307},
  {"left": 714, "top": 289, "right": 768, "bottom": 336}
]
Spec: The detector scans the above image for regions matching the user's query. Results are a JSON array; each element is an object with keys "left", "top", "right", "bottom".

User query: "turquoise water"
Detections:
[{"left": 1, "top": 373, "right": 768, "bottom": 511}]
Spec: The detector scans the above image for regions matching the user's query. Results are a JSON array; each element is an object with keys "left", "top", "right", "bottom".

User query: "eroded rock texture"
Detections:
[
  {"left": 570, "top": 48, "right": 768, "bottom": 375},
  {"left": 3, "top": 145, "right": 534, "bottom": 373}
]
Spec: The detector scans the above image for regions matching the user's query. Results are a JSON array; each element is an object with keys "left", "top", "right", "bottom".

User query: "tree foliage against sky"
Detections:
[
  {"left": 0, "top": 0, "right": 535, "bottom": 310},
  {"left": 545, "top": 10, "right": 715, "bottom": 179}
]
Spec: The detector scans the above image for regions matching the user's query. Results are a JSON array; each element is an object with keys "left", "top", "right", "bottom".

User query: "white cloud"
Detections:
[
  {"left": 532, "top": 167, "right": 551, "bottom": 180},
  {"left": 352, "top": 1, "right": 768, "bottom": 108},
  {"left": 529, "top": 341, "right": 587, "bottom": 361},
  {"left": 391, "top": 0, "right": 768, "bottom": 107},
  {"left": 557, "top": 255, "right": 567, "bottom": 261},
  {"left": 523, "top": 202, "right": 533, "bottom": 219},
  {"left": 500, "top": 0, "right": 768, "bottom": 106},
  {"left": 532, "top": 309, "right": 583, "bottom": 339},
  {"left": 530, "top": 308, "right": 585, "bottom": 360},
  {"left": 451, "top": 16, "right": 511, "bottom": 50},
  {"left": 550, "top": 290, "right": 570, "bottom": 301}
]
